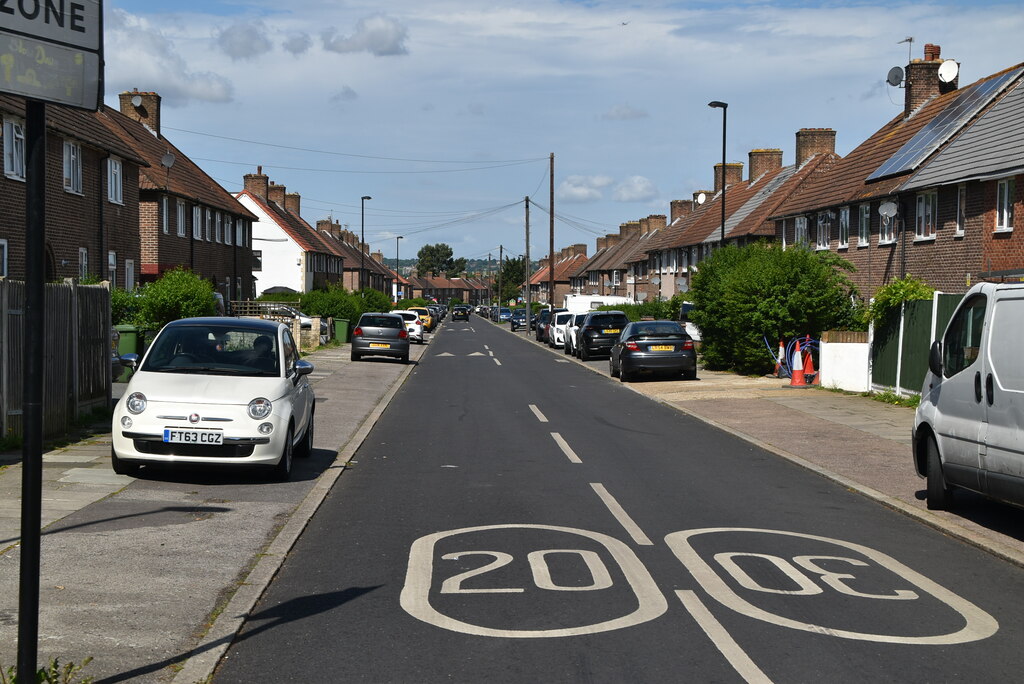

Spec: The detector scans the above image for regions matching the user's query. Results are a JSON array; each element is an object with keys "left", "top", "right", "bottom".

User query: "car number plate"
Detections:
[
  {"left": 163, "top": 429, "right": 223, "bottom": 444},
  {"left": 369, "top": 343, "right": 391, "bottom": 348},
  {"left": 603, "top": 328, "right": 621, "bottom": 334},
  {"left": 650, "top": 345, "right": 674, "bottom": 351}
]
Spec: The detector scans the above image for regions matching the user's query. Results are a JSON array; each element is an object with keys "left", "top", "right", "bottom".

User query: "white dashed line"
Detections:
[
  {"left": 550, "top": 432, "right": 582, "bottom": 464},
  {"left": 589, "top": 482, "right": 653, "bottom": 546},
  {"left": 529, "top": 405, "right": 548, "bottom": 423}
]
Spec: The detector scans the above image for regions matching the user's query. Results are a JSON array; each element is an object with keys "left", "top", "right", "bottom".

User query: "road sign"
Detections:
[{"left": 0, "top": 0, "right": 103, "bottom": 110}]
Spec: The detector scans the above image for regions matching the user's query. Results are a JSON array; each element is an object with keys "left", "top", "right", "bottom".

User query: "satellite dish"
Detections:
[
  {"left": 131, "top": 94, "right": 143, "bottom": 107},
  {"left": 938, "top": 60, "right": 959, "bottom": 84},
  {"left": 160, "top": 152, "right": 175, "bottom": 168},
  {"left": 696, "top": 192, "right": 707, "bottom": 205},
  {"left": 650, "top": 276, "right": 661, "bottom": 285},
  {"left": 886, "top": 66, "right": 904, "bottom": 87},
  {"left": 878, "top": 201, "right": 898, "bottom": 218},
  {"left": 636, "top": 291, "right": 648, "bottom": 301},
  {"left": 676, "top": 280, "right": 689, "bottom": 293},
  {"left": 603, "top": 279, "right": 612, "bottom": 287}
]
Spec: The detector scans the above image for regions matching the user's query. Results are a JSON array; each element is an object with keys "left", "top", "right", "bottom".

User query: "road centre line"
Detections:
[
  {"left": 676, "top": 590, "right": 773, "bottom": 684},
  {"left": 550, "top": 432, "right": 582, "bottom": 464},
  {"left": 589, "top": 483, "right": 653, "bottom": 546},
  {"left": 494, "top": 358, "right": 502, "bottom": 366},
  {"left": 529, "top": 405, "right": 549, "bottom": 423}
]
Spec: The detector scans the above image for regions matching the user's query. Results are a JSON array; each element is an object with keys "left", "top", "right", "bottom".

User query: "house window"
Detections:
[
  {"left": 177, "top": 200, "right": 186, "bottom": 237},
  {"left": 795, "top": 217, "right": 809, "bottom": 245},
  {"left": 193, "top": 206, "right": 202, "bottom": 239},
  {"left": 107, "top": 251, "right": 116, "bottom": 288},
  {"left": 253, "top": 250, "right": 262, "bottom": 271},
  {"left": 161, "top": 196, "right": 169, "bottom": 234},
  {"left": 236, "top": 277, "right": 242, "bottom": 301},
  {"left": 816, "top": 212, "right": 831, "bottom": 250},
  {"left": 107, "top": 157, "right": 123, "bottom": 204},
  {"left": 858, "top": 204, "right": 870, "bottom": 246},
  {"left": 125, "top": 259, "right": 135, "bottom": 290},
  {"left": 880, "top": 214, "right": 896, "bottom": 244},
  {"left": 205, "top": 209, "right": 213, "bottom": 241},
  {"left": 63, "top": 140, "right": 82, "bottom": 194},
  {"left": 0, "top": 239, "right": 7, "bottom": 277},
  {"left": 997, "top": 178, "right": 1015, "bottom": 232},
  {"left": 78, "top": 247, "right": 88, "bottom": 279},
  {"left": 225, "top": 216, "right": 233, "bottom": 246},
  {"left": 612, "top": 270, "right": 621, "bottom": 286},
  {"left": 956, "top": 184, "right": 966, "bottom": 236},
  {"left": 838, "top": 206, "right": 850, "bottom": 248},
  {"left": 215, "top": 213, "right": 222, "bottom": 243},
  {"left": 916, "top": 190, "right": 938, "bottom": 239},
  {"left": 3, "top": 118, "right": 26, "bottom": 179}
]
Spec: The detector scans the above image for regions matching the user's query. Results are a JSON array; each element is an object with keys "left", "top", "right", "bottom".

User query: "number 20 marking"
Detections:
[{"left": 441, "top": 550, "right": 613, "bottom": 594}]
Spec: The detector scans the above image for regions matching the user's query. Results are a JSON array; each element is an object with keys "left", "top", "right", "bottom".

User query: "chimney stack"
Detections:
[
  {"left": 597, "top": 237, "right": 607, "bottom": 250},
  {"left": 371, "top": 251, "right": 384, "bottom": 264},
  {"left": 905, "top": 43, "right": 956, "bottom": 117},
  {"left": 671, "top": 200, "right": 694, "bottom": 222},
  {"left": 620, "top": 222, "right": 641, "bottom": 239},
  {"left": 285, "top": 192, "right": 301, "bottom": 215},
  {"left": 748, "top": 149, "right": 783, "bottom": 180},
  {"left": 605, "top": 233, "right": 622, "bottom": 248},
  {"left": 118, "top": 89, "right": 161, "bottom": 136},
  {"left": 268, "top": 182, "right": 286, "bottom": 206},
  {"left": 714, "top": 163, "right": 744, "bottom": 192},
  {"left": 571, "top": 243, "right": 587, "bottom": 257},
  {"left": 693, "top": 190, "right": 712, "bottom": 206},
  {"left": 795, "top": 128, "right": 836, "bottom": 166},
  {"left": 243, "top": 166, "right": 269, "bottom": 199}
]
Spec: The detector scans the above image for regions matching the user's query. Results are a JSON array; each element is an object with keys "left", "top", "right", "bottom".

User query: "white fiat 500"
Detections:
[{"left": 112, "top": 318, "right": 315, "bottom": 480}]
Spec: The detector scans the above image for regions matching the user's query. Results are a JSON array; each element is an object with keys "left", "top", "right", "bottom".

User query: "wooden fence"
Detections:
[
  {"left": 870, "top": 293, "right": 964, "bottom": 395},
  {"left": 0, "top": 279, "right": 111, "bottom": 439}
]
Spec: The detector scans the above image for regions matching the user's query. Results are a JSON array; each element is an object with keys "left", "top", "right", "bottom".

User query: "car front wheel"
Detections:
[
  {"left": 297, "top": 412, "right": 314, "bottom": 458},
  {"left": 272, "top": 426, "right": 294, "bottom": 481}
]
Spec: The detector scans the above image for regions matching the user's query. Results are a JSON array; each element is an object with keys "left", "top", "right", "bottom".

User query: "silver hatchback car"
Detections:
[{"left": 351, "top": 313, "right": 411, "bottom": 363}]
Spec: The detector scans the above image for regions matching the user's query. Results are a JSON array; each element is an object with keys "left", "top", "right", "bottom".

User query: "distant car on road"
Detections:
[
  {"left": 509, "top": 309, "right": 528, "bottom": 331},
  {"left": 351, "top": 313, "right": 411, "bottom": 364},
  {"left": 497, "top": 307, "right": 512, "bottom": 322},
  {"left": 609, "top": 320, "right": 697, "bottom": 382},
  {"left": 452, "top": 306, "right": 470, "bottom": 321}
]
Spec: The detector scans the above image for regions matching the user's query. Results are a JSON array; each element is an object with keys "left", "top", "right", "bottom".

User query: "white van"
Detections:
[
  {"left": 913, "top": 281, "right": 1024, "bottom": 511},
  {"left": 562, "top": 294, "right": 634, "bottom": 314}
]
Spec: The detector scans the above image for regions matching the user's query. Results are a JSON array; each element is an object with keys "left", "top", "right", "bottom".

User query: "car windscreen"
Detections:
[
  {"left": 141, "top": 324, "right": 280, "bottom": 376},
  {"left": 360, "top": 315, "right": 403, "bottom": 328},
  {"left": 588, "top": 314, "right": 629, "bottom": 328}
]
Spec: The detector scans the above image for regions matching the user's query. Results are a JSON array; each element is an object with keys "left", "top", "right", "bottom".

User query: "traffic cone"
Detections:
[
  {"left": 789, "top": 338, "right": 807, "bottom": 386},
  {"left": 803, "top": 342, "right": 819, "bottom": 385},
  {"left": 774, "top": 339, "right": 784, "bottom": 377}
]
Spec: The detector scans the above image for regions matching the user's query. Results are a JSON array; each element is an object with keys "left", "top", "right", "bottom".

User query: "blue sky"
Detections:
[{"left": 102, "top": 0, "right": 1023, "bottom": 264}]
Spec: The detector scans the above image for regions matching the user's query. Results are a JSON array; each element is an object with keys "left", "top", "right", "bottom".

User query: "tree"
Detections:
[
  {"left": 449, "top": 257, "right": 468, "bottom": 278},
  {"left": 416, "top": 243, "right": 455, "bottom": 277},
  {"left": 497, "top": 256, "right": 526, "bottom": 305},
  {"left": 134, "top": 267, "right": 216, "bottom": 328}
]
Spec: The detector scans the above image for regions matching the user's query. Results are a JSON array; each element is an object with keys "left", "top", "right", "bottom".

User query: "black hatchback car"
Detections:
[
  {"left": 452, "top": 306, "right": 470, "bottom": 321},
  {"left": 609, "top": 320, "right": 697, "bottom": 381},
  {"left": 575, "top": 311, "right": 630, "bottom": 360}
]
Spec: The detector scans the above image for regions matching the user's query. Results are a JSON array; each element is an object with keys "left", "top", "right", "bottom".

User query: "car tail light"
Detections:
[
  {"left": 399, "top": 329, "right": 408, "bottom": 339},
  {"left": 683, "top": 340, "right": 694, "bottom": 350},
  {"left": 353, "top": 327, "right": 363, "bottom": 337},
  {"left": 584, "top": 326, "right": 599, "bottom": 335},
  {"left": 625, "top": 341, "right": 640, "bottom": 351}
]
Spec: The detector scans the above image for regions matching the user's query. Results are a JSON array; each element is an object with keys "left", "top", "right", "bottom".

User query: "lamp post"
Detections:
[
  {"left": 708, "top": 101, "right": 728, "bottom": 246},
  {"left": 395, "top": 235, "right": 403, "bottom": 301},
  {"left": 360, "top": 195, "right": 371, "bottom": 291}
]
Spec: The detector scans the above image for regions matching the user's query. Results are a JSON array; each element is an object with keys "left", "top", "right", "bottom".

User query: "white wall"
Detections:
[
  {"left": 820, "top": 341, "right": 871, "bottom": 393},
  {"left": 236, "top": 195, "right": 305, "bottom": 297}
]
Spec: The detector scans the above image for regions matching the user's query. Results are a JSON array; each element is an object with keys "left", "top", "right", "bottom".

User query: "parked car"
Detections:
[
  {"left": 351, "top": 313, "right": 410, "bottom": 363},
  {"left": 563, "top": 312, "right": 590, "bottom": 356},
  {"left": 452, "top": 306, "right": 470, "bottom": 321},
  {"left": 609, "top": 320, "right": 697, "bottom": 382},
  {"left": 509, "top": 308, "right": 528, "bottom": 331},
  {"left": 574, "top": 311, "right": 630, "bottom": 360},
  {"left": 535, "top": 308, "right": 567, "bottom": 343},
  {"left": 547, "top": 311, "right": 573, "bottom": 349},
  {"left": 408, "top": 306, "right": 435, "bottom": 332},
  {"left": 914, "top": 281, "right": 1024, "bottom": 512},
  {"left": 392, "top": 310, "right": 426, "bottom": 344},
  {"left": 497, "top": 307, "right": 513, "bottom": 322},
  {"left": 110, "top": 318, "right": 315, "bottom": 480}
]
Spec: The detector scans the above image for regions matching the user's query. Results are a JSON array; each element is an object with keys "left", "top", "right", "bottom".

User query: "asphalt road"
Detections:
[{"left": 214, "top": 317, "right": 1024, "bottom": 683}]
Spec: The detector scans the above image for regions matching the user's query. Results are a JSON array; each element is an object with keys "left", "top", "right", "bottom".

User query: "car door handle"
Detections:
[
  {"left": 975, "top": 372, "right": 983, "bottom": 403},
  {"left": 986, "top": 373, "right": 994, "bottom": 406}
]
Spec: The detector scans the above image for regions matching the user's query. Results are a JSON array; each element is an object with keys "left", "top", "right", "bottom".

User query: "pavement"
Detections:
[{"left": 2, "top": 319, "right": 1024, "bottom": 682}]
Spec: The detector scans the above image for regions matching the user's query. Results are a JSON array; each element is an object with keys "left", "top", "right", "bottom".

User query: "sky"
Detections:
[{"left": 103, "top": 0, "right": 1024, "bottom": 266}]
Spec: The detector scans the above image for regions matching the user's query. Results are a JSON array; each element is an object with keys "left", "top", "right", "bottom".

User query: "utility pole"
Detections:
[
  {"left": 497, "top": 245, "right": 504, "bottom": 311},
  {"left": 548, "top": 153, "right": 555, "bottom": 310},
  {"left": 524, "top": 197, "right": 531, "bottom": 334},
  {"left": 487, "top": 252, "right": 492, "bottom": 304}
]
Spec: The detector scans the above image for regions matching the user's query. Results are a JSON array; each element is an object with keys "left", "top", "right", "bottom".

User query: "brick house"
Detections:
[
  {"left": 1, "top": 95, "right": 145, "bottom": 283},
  {"left": 100, "top": 90, "right": 258, "bottom": 300},
  {"left": 528, "top": 244, "right": 588, "bottom": 305},
  {"left": 771, "top": 46, "right": 1024, "bottom": 298}
]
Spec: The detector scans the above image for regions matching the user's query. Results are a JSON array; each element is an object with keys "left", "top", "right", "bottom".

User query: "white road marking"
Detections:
[
  {"left": 436, "top": 352, "right": 455, "bottom": 357},
  {"left": 484, "top": 345, "right": 490, "bottom": 350},
  {"left": 550, "top": 432, "right": 582, "bottom": 463},
  {"left": 468, "top": 352, "right": 485, "bottom": 356},
  {"left": 488, "top": 350, "right": 494, "bottom": 357},
  {"left": 529, "top": 405, "right": 549, "bottom": 423},
  {"left": 589, "top": 483, "right": 653, "bottom": 546},
  {"left": 555, "top": 359, "right": 570, "bottom": 363},
  {"left": 494, "top": 358, "right": 502, "bottom": 366},
  {"left": 677, "top": 590, "right": 774, "bottom": 684}
]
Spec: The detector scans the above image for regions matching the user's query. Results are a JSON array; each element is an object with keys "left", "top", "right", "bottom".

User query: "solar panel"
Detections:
[{"left": 868, "top": 67, "right": 1024, "bottom": 181}]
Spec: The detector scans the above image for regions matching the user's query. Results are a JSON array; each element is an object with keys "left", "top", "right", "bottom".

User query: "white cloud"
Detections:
[
  {"left": 282, "top": 33, "right": 313, "bottom": 56},
  {"left": 558, "top": 175, "right": 614, "bottom": 203},
  {"left": 613, "top": 176, "right": 658, "bottom": 202},
  {"left": 216, "top": 20, "right": 272, "bottom": 60},
  {"left": 601, "top": 104, "right": 648, "bottom": 121},
  {"left": 321, "top": 14, "right": 409, "bottom": 56}
]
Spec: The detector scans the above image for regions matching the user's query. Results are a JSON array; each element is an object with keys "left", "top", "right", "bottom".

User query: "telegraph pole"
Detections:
[
  {"left": 524, "top": 197, "right": 531, "bottom": 334},
  {"left": 497, "top": 245, "right": 504, "bottom": 310},
  {"left": 548, "top": 153, "right": 555, "bottom": 310}
]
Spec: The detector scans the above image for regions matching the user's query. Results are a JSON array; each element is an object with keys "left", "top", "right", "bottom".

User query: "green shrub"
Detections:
[
  {"left": 134, "top": 268, "right": 216, "bottom": 328},
  {"left": 396, "top": 297, "right": 429, "bottom": 309},
  {"left": 357, "top": 288, "right": 393, "bottom": 315},
  {"left": 300, "top": 286, "right": 362, "bottom": 323},
  {"left": 110, "top": 287, "right": 142, "bottom": 326},
  {"left": 865, "top": 275, "right": 934, "bottom": 328}
]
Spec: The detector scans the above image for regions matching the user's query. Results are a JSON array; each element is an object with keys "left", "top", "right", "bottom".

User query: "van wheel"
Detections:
[{"left": 926, "top": 436, "right": 952, "bottom": 510}]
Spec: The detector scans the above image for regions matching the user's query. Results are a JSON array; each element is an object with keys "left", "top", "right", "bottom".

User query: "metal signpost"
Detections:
[{"left": 0, "top": 1, "right": 104, "bottom": 676}]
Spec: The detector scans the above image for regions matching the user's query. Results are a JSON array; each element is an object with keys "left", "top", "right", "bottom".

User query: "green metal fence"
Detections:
[{"left": 870, "top": 293, "right": 965, "bottom": 394}]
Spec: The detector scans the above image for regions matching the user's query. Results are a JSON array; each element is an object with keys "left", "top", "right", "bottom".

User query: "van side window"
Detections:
[
  {"left": 942, "top": 295, "right": 987, "bottom": 378},
  {"left": 988, "top": 297, "right": 1024, "bottom": 391}
]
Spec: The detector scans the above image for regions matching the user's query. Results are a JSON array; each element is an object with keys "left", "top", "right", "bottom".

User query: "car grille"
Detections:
[{"left": 133, "top": 440, "right": 255, "bottom": 458}]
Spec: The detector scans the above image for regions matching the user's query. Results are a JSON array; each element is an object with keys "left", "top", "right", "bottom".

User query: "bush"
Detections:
[
  {"left": 299, "top": 286, "right": 361, "bottom": 323},
  {"left": 397, "top": 297, "right": 429, "bottom": 309},
  {"left": 135, "top": 268, "right": 216, "bottom": 328},
  {"left": 110, "top": 287, "right": 142, "bottom": 326},
  {"left": 357, "top": 288, "right": 393, "bottom": 315},
  {"left": 596, "top": 293, "right": 691, "bottom": 322},
  {"left": 865, "top": 275, "right": 934, "bottom": 328}
]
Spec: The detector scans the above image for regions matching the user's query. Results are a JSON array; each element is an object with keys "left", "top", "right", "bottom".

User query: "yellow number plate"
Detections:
[
  {"left": 603, "top": 329, "right": 621, "bottom": 334},
  {"left": 369, "top": 343, "right": 391, "bottom": 349},
  {"left": 650, "top": 345, "right": 674, "bottom": 351}
]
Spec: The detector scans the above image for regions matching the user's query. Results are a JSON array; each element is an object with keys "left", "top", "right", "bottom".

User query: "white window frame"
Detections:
[
  {"left": 224, "top": 216, "right": 233, "bottom": 246},
  {"left": 161, "top": 196, "right": 169, "bottom": 234},
  {"left": 177, "top": 200, "right": 186, "bottom": 237},
  {"left": 192, "top": 205, "right": 202, "bottom": 239},
  {"left": 612, "top": 270, "right": 621, "bottom": 286},
  {"left": 815, "top": 212, "right": 831, "bottom": 250},
  {"left": 858, "top": 204, "right": 870, "bottom": 247},
  {"left": 879, "top": 214, "right": 896, "bottom": 244},
  {"left": 838, "top": 206, "right": 850, "bottom": 248},
  {"left": 955, "top": 184, "right": 966, "bottom": 237},
  {"left": 0, "top": 239, "right": 7, "bottom": 278},
  {"left": 253, "top": 250, "right": 262, "bottom": 271},
  {"left": 795, "top": 216, "right": 808, "bottom": 245},
  {"left": 63, "top": 140, "right": 82, "bottom": 194},
  {"left": 915, "top": 190, "right": 938, "bottom": 240},
  {"left": 3, "top": 118, "right": 26, "bottom": 180},
  {"left": 107, "top": 157, "right": 123, "bottom": 204},
  {"left": 996, "top": 178, "right": 1015, "bottom": 232},
  {"left": 205, "top": 209, "right": 212, "bottom": 241},
  {"left": 107, "top": 251, "right": 117, "bottom": 288},
  {"left": 215, "top": 212, "right": 222, "bottom": 243},
  {"left": 125, "top": 259, "right": 135, "bottom": 290},
  {"left": 78, "top": 247, "right": 88, "bottom": 279}
]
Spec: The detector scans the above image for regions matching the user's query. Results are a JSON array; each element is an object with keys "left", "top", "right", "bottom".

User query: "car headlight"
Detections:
[
  {"left": 248, "top": 397, "right": 272, "bottom": 419},
  {"left": 126, "top": 392, "right": 147, "bottom": 414}
]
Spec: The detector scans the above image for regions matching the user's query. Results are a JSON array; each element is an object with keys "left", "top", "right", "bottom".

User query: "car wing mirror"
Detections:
[
  {"left": 928, "top": 340, "right": 943, "bottom": 377},
  {"left": 296, "top": 359, "right": 315, "bottom": 377},
  {"left": 119, "top": 353, "right": 139, "bottom": 369}
]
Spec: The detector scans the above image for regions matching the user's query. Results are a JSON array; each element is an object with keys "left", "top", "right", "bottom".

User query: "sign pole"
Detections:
[{"left": 18, "top": 98, "right": 47, "bottom": 680}]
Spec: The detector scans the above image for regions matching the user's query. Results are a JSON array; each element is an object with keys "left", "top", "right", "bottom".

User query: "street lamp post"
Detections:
[
  {"left": 395, "top": 235, "right": 403, "bottom": 301},
  {"left": 360, "top": 195, "right": 371, "bottom": 291},
  {"left": 708, "top": 101, "right": 728, "bottom": 246}
]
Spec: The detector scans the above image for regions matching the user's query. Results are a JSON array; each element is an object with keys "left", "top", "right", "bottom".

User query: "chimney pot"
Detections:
[{"left": 795, "top": 128, "right": 836, "bottom": 166}]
